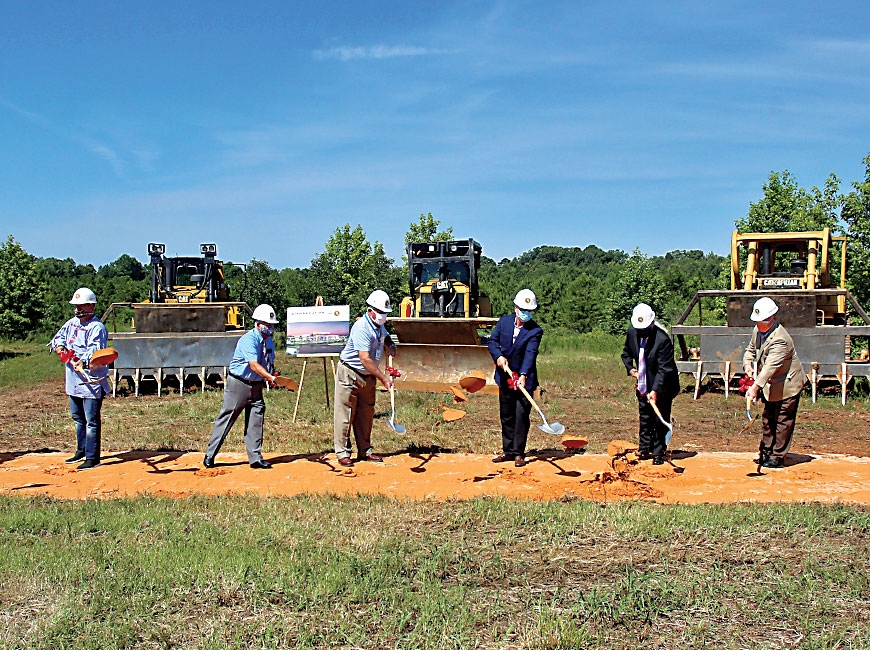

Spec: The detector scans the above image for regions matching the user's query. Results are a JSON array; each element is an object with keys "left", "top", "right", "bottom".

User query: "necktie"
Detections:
[{"left": 637, "top": 338, "right": 648, "bottom": 394}]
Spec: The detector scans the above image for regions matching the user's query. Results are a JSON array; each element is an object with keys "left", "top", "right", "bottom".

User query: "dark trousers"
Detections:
[
  {"left": 637, "top": 392, "right": 673, "bottom": 457},
  {"left": 499, "top": 388, "right": 532, "bottom": 457},
  {"left": 760, "top": 393, "right": 800, "bottom": 460},
  {"left": 69, "top": 396, "right": 103, "bottom": 461}
]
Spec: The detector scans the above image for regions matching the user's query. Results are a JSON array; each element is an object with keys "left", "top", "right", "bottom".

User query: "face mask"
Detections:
[
  {"left": 371, "top": 311, "right": 388, "bottom": 326},
  {"left": 259, "top": 324, "right": 275, "bottom": 338},
  {"left": 516, "top": 309, "right": 533, "bottom": 323}
]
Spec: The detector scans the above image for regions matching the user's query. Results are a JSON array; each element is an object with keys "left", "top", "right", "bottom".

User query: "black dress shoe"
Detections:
[
  {"left": 78, "top": 459, "right": 100, "bottom": 470},
  {"left": 762, "top": 457, "right": 783, "bottom": 469},
  {"left": 65, "top": 451, "right": 86, "bottom": 464},
  {"left": 250, "top": 459, "right": 272, "bottom": 469},
  {"left": 203, "top": 456, "right": 215, "bottom": 469},
  {"left": 652, "top": 456, "right": 664, "bottom": 466},
  {"left": 637, "top": 450, "right": 652, "bottom": 460}
]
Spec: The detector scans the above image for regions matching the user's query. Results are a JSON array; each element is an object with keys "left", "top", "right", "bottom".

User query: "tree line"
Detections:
[{"left": 2, "top": 154, "right": 869, "bottom": 342}]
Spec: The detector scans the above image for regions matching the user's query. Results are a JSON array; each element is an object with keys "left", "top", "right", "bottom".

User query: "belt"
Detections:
[
  {"left": 229, "top": 373, "right": 264, "bottom": 386},
  {"left": 339, "top": 359, "right": 369, "bottom": 378}
]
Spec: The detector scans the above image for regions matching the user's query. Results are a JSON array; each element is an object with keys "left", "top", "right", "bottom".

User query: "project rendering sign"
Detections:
[{"left": 285, "top": 305, "right": 350, "bottom": 357}]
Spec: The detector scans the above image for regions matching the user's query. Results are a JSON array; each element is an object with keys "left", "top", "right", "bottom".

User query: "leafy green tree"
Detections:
[
  {"left": 0, "top": 237, "right": 45, "bottom": 340},
  {"left": 97, "top": 254, "right": 147, "bottom": 281},
  {"left": 603, "top": 249, "right": 668, "bottom": 335},
  {"left": 842, "top": 154, "right": 870, "bottom": 309},
  {"left": 404, "top": 213, "right": 454, "bottom": 246},
  {"left": 243, "top": 259, "right": 285, "bottom": 316},
  {"left": 35, "top": 257, "right": 98, "bottom": 333},
  {"left": 308, "top": 224, "right": 402, "bottom": 315},
  {"left": 736, "top": 171, "right": 842, "bottom": 234}
]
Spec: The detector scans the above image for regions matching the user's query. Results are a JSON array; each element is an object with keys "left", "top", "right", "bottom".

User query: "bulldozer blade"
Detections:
[
  {"left": 391, "top": 317, "right": 498, "bottom": 345},
  {"left": 392, "top": 343, "right": 497, "bottom": 394}
]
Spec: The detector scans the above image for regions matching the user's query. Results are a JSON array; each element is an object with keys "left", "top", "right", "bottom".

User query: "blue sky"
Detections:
[{"left": 1, "top": 1, "right": 868, "bottom": 269}]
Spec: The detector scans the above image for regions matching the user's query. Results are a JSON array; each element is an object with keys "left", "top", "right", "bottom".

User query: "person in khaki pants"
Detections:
[
  {"left": 333, "top": 290, "right": 396, "bottom": 467},
  {"left": 743, "top": 297, "right": 808, "bottom": 468}
]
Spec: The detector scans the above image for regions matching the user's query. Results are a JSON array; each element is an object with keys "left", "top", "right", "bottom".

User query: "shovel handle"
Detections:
[
  {"left": 649, "top": 400, "right": 670, "bottom": 427},
  {"left": 504, "top": 362, "right": 544, "bottom": 414}
]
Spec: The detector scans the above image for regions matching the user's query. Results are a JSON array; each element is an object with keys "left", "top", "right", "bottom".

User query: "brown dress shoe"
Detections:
[
  {"left": 514, "top": 456, "right": 527, "bottom": 468},
  {"left": 357, "top": 453, "right": 383, "bottom": 462},
  {"left": 338, "top": 457, "right": 354, "bottom": 467},
  {"left": 492, "top": 454, "right": 513, "bottom": 463}
]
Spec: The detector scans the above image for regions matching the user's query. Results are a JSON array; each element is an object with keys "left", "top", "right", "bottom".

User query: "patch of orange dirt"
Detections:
[{"left": 3, "top": 451, "right": 870, "bottom": 504}]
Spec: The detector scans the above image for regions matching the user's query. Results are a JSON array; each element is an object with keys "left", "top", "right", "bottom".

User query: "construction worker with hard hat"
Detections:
[
  {"left": 204, "top": 304, "right": 281, "bottom": 469},
  {"left": 48, "top": 287, "right": 110, "bottom": 470},
  {"left": 621, "top": 303, "right": 680, "bottom": 465},
  {"left": 333, "top": 289, "right": 397, "bottom": 467},
  {"left": 487, "top": 288, "right": 544, "bottom": 468},
  {"left": 743, "top": 297, "right": 807, "bottom": 469}
]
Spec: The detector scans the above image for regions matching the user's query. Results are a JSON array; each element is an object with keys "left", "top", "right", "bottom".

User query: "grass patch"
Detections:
[
  {"left": 0, "top": 496, "right": 868, "bottom": 648},
  {"left": 0, "top": 340, "right": 58, "bottom": 391}
]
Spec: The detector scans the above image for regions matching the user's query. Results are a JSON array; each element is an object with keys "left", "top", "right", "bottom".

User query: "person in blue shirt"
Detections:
[
  {"left": 333, "top": 290, "right": 397, "bottom": 467},
  {"left": 204, "top": 304, "right": 280, "bottom": 469},
  {"left": 49, "top": 287, "right": 110, "bottom": 470},
  {"left": 487, "top": 289, "right": 544, "bottom": 468}
]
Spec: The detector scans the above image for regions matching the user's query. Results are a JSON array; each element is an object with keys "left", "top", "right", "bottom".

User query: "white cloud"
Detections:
[{"left": 313, "top": 44, "right": 449, "bottom": 61}]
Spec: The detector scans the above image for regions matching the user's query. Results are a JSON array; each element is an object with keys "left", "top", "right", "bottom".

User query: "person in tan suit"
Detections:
[{"left": 743, "top": 297, "right": 807, "bottom": 468}]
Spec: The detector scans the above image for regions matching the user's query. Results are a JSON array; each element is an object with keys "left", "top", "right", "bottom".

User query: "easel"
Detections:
[{"left": 291, "top": 297, "right": 339, "bottom": 422}]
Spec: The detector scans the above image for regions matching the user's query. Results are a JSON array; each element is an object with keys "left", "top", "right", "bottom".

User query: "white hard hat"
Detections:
[
  {"left": 631, "top": 303, "right": 655, "bottom": 329},
  {"left": 366, "top": 290, "right": 392, "bottom": 313},
  {"left": 513, "top": 289, "right": 538, "bottom": 310},
  {"left": 751, "top": 297, "right": 779, "bottom": 322},
  {"left": 252, "top": 304, "right": 279, "bottom": 324},
  {"left": 69, "top": 287, "right": 97, "bottom": 305}
]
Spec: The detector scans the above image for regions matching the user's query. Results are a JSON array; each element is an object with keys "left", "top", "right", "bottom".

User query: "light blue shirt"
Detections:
[
  {"left": 229, "top": 327, "right": 275, "bottom": 381},
  {"left": 49, "top": 317, "right": 110, "bottom": 398},
  {"left": 339, "top": 313, "right": 388, "bottom": 374}
]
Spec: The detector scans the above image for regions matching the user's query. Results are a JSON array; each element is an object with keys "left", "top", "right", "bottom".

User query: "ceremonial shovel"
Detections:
[
  {"left": 386, "top": 356, "right": 405, "bottom": 434},
  {"left": 649, "top": 400, "right": 673, "bottom": 446},
  {"left": 504, "top": 363, "right": 565, "bottom": 435}
]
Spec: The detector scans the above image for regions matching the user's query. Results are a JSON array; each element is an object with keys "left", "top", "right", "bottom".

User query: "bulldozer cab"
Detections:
[
  {"left": 401, "top": 239, "right": 492, "bottom": 318},
  {"left": 137, "top": 243, "right": 245, "bottom": 332},
  {"left": 730, "top": 229, "right": 848, "bottom": 324}
]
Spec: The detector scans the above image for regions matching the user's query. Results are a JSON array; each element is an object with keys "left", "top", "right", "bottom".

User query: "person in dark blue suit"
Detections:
[{"left": 487, "top": 289, "right": 544, "bottom": 467}]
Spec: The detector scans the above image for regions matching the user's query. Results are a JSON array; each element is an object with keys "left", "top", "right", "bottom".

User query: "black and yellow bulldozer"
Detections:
[
  {"left": 672, "top": 228, "right": 870, "bottom": 403},
  {"left": 391, "top": 239, "right": 499, "bottom": 392},
  {"left": 104, "top": 243, "right": 251, "bottom": 396}
]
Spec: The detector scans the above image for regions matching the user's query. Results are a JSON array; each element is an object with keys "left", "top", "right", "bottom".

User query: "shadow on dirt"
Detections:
[{"left": 0, "top": 449, "right": 61, "bottom": 465}]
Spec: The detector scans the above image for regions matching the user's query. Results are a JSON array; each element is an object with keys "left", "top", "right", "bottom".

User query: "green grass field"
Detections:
[
  {"left": 0, "top": 496, "right": 868, "bottom": 649},
  {"left": 2, "top": 335, "right": 870, "bottom": 648}
]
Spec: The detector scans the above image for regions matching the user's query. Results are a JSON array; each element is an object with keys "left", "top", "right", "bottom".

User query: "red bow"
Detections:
[
  {"left": 58, "top": 349, "right": 79, "bottom": 364},
  {"left": 387, "top": 365, "right": 402, "bottom": 378},
  {"left": 738, "top": 375, "right": 755, "bottom": 393},
  {"left": 507, "top": 371, "right": 520, "bottom": 390}
]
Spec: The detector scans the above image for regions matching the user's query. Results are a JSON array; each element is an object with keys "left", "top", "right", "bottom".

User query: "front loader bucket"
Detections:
[{"left": 392, "top": 343, "right": 497, "bottom": 394}]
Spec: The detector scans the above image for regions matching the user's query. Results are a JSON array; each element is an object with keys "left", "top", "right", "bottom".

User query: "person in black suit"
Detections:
[
  {"left": 487, "top": 289, "right": 544, "bottom": 468},
  {"left": 621, "top": 303, "right": 680, "bottom": 465}
]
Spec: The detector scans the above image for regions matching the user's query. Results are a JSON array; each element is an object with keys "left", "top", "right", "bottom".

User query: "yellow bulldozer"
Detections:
[
  {"left": 391, "top": 239, "right": 499, "bottom": 393},
  {"left": 103, "top": 243, "right": 251, "bottom": 396},
  {"left": 672, "top": 228, "right": 870, "bottom": 403}
]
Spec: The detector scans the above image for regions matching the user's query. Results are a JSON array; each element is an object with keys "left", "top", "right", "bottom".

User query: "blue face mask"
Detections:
[
  {"left": 517, "top": 309, "right": 533, "bottom": 323},
  {"left": 259, "top": 324, "right": 275, "bottom": 338}
]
